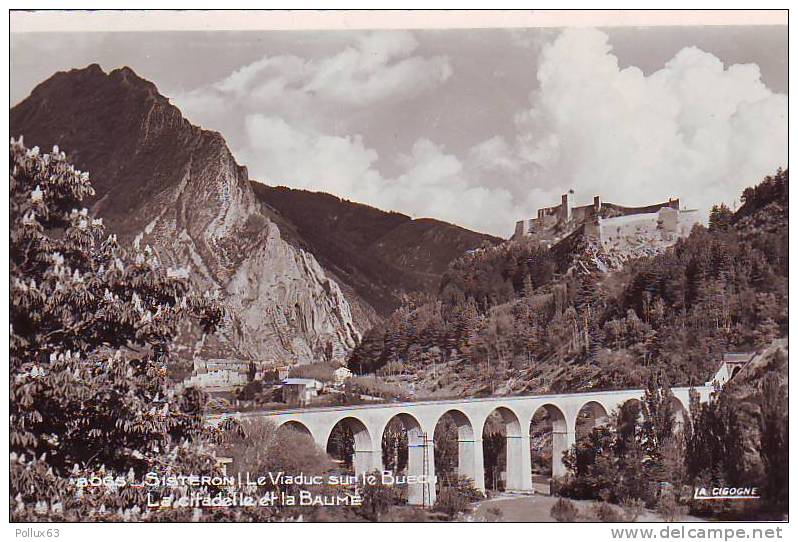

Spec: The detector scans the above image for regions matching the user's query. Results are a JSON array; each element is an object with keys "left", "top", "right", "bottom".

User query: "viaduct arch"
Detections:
[{"left": 212, "top": 385, "right": 712, "bottom": 507}]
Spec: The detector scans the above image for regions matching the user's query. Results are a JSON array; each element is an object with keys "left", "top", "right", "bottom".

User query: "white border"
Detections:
[
  {"left": 3, "top": 3, "right": 794, "bottom": 540},
  {"left": 9, "top": 8, "right": 788, "bottom": 33}
]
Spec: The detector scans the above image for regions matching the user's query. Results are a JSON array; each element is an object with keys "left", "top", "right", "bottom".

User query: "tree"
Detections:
[
  {"left": 574, "top": 271, "right": 603, "bottom": 361},
  {"left": 708, "top": 203, "right": 733, "bottom": 232},
  {"left": 756, "top": 372, "right": 788, "bottom": 514},
  {"left": 561, "top": 378, "right": 683, "bottom": 507},
  {"left": 639, "top": 375, "right": 676, "bottom": 473},
  {"left": 10, "top": 139, "right": 223, "bottom": 521},
  {"left": 328, "top": 423, "right": 356, "bottom": 469},
  {"left": 214, "top": 419, "right": 350, "bottom": 520},
  {"left": 433, "top": 415, "right": 460, "bottom": 486},
  {"left": 358, "top": 471, "right": 402, "bottom": 521},
  {"left": 561, "top": 423, "right": 620, "bottom": 500},
  {"left": 381, "top": 419, "right": 408, "bottom": 474},
  {"left": 686, "top": 388, "right": 747, "bottom": 488}
]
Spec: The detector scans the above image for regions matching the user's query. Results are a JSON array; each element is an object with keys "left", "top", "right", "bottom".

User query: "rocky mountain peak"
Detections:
[{"left": 11, "top": 66, "right": 359, "bottom": 365}]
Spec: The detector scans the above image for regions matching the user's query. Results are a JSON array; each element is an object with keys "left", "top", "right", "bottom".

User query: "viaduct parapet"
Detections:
[{"left": 212, "top": 385, "right": 715, "bottom": 506}]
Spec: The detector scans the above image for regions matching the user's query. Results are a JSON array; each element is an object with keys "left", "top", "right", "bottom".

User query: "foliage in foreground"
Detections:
[
  {"left": 560, "top": 347, "right": 789, "bottom": 520},
  {"left": 559, "top": 376, "right": 684, "bottom": 507},
  {"left": 432, "top": 475, "right": 483, "bottom": 519},
  {"left": 10, "top": 139, "right": 224, "bottom": 521}
]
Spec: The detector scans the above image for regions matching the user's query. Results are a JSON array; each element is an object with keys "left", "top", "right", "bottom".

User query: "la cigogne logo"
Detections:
[{"left": 693, "top": 486, "right": 761, "bottom": 500}]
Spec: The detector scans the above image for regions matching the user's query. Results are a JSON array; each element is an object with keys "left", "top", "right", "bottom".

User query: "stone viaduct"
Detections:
[{"left": 213, "top": 385, "right": 714, "bottom": 507}]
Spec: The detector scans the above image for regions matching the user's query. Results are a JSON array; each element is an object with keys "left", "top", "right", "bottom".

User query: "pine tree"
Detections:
[
  {"left": 685, "top": 388, "right": 747, "bottom": 487},
  {"left": 757, "top": 372, "right": 788, "bottom": 513},
  {"left": 708, "top": 203, "right": 733, "bottom": 232},
  {"left": 574, "top": 271, "right": 602, "bottom": 362}
]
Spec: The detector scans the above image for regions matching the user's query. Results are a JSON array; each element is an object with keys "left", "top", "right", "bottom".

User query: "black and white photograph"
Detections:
[{"left": 6, "top": 8, "right": 790, "bottom": 529}]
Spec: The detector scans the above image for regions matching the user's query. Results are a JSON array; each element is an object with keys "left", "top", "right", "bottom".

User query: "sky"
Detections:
[{"left": 11, "top": 25, "right": 788, "bottom": 237}]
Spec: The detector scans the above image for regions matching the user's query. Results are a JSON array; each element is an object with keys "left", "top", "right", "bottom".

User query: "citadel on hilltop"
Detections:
[{"left": 513, "top": 190, "right": 702, "bottom": 253}]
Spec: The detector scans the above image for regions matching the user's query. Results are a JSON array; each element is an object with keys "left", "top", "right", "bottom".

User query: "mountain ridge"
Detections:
[
  {"left": 349, "top": 169, "right": 788, "bottom": 398},
  {"left": 11, "top": 64, "right": 359, "bottom": 365},
  {"left": 252, "top": 183, "right": 501, "bottom": 316},
  {"left": 10, "top": 64, "right": 499, "bottom": 367}
]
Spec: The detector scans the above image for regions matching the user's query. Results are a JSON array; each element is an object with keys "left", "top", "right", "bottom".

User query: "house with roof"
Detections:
[{"left": 281, "top": 377, "right": 325, "bottom": 406}]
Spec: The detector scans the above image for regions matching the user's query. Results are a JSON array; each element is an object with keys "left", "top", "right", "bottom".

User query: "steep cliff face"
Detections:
[
  {"left": 252, "top": 185, "right": 502, "bottom": 316},
  {"left": 10, "top": 64, "right": 358, "bottom": 364}
]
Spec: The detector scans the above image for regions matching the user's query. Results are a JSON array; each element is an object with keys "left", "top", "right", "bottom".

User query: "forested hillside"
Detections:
[
  {"left": 349, "top": 170, "right": 788, "bottom": 397},
  {"left": 252, "top": 184, "right": 501, "bottom": 317}
]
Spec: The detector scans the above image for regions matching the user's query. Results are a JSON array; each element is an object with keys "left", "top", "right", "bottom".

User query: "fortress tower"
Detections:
[
  {"left": 512, "top": 192, "right": 695, "bottom": 245},
  {"left": 560, "top": 190, "right": 575, "bottom": 222}
]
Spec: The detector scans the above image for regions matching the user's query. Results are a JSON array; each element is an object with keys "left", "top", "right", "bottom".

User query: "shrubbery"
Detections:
[
  {"left": 433, "top": 476, "right": 483, "bottom": 519},
  {"left": 357, "top": 471, "right": 405, "bottom": 521},
  {"left": 550, "top": 497, "right": 578, "bottom": 522},
  {"left": 656, "top": 491, "right": 687, "bottom": 522},
  {"left": 345, "top": 375, "right": 409, "bottom": 400},
  {"left": 213, "top": 418, "right": 355, "bottom": 521},
  {"left": 590, "top": 501, "right": 624, "bottom": 522},
  {"left": 559, "top": 376, "right": 683, "bottom": 508}
]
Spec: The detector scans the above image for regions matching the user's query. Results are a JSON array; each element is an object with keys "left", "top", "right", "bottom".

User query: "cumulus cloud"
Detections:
[
  {"left": 173, "top": 30, "right": 451, "bottom": 135},
  {"left": 240, "top": 115, "right": 382, "bottom": 198},
  {"left": 172, "top": 28, "right": 786, "bottom": 238},
  {"left": 239, "top": 119, "right": 523, "bottom": 236},
  {"left": 512, "top": 28, "right": 787, "bottom": 221},
  {"left": 302, "top": 32, "right": 453, "bottom": 105},
  {"left": 171, "top": 30, "right": 532, "bottom": 235}
]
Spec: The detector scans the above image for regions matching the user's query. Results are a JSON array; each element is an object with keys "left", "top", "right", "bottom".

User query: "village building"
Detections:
[
  {"left": 281, "top": 377, "right": 325, "bottom": 407},
  {"left": 334, "top": 366, "right": 353, "bottom": 386}
]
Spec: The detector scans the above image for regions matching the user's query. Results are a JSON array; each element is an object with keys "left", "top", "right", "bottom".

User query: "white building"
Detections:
[{"left": 281, "top": 378, "right": 324, "bottom": 406}]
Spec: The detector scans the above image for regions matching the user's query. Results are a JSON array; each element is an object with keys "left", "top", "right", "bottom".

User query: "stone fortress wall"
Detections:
[{"left": 514, "top": 191, "right": 701, "bottom": 250}]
